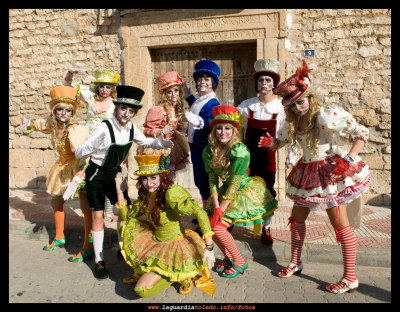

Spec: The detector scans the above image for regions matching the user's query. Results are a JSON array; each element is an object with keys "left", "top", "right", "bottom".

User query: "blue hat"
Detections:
[{"left": 192, "top": 60, "right": 221, "bottom": 86}]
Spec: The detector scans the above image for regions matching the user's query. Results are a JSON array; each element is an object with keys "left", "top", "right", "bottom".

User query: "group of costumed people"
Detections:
[{"left": 21, "top": 57, "right": 371, "bottom": 297}]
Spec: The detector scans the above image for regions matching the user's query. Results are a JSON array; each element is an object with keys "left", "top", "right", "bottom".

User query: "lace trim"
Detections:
[
  {"left": 296, "top": 128, "right": 305, "bottom": 135},
  {"left": 353, "top": 134, "right": 368, "bottom": 144},
  {"left": 194, "top": 92, "right": 216, "bottom": 101}
]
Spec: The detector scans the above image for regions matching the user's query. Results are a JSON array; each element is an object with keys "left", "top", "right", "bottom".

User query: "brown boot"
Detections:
[{"left": 261, "top": 227, "right": 274, "bottom": 245}]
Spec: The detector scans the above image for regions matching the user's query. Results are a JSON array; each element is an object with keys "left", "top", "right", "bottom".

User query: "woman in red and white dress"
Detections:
[{"left": 260, "top": 60, "right": 371, "bottom": 294}]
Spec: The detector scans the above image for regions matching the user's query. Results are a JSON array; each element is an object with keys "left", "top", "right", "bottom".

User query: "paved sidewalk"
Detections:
[{"left": 9, "top": 188, "right": 391, "bottom": 268}]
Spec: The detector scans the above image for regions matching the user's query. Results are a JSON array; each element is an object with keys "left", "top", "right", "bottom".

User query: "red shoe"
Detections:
[{"left": 261, "top": 227, "right": 274, "bottom": 245}]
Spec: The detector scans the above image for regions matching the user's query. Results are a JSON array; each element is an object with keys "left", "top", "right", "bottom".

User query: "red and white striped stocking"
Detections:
[
  {"left": 335, "top": 226, "right": 357, "bottom": 287},
  {"left": 212, "top": 225, "right": 245, "bottom": 274},
  {"left": 290, "top": 219, "right": 306, "bottom": 266}
]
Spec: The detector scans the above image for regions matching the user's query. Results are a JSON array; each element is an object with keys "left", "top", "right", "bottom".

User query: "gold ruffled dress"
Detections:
[{"left": 33, "top": 118, "right": 89, "bottom": 197}]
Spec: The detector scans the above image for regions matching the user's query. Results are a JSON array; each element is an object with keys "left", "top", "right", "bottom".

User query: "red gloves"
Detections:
[
  {"left": 331, "top": 157, "right": 351, "bottom": 176},
  {"left": 209, "top": 207, "right": 224, "bottom": 228},
  {"left": 259, "top": 133, "right": 273, "bottom": 148}
]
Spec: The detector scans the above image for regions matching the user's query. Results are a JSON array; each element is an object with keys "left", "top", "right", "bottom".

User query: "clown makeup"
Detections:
[
  {"left": 196, "top": 76, "right": 213, "bottom": 95},
  {"left": 116, "top": 104, "right": 137, "bottom": 126},
  {"left": 98, "top": 84, "right": 112, "bottom": 98},
  {"left": 257, "top": 75, "right": 274, "bottom": 94},
  {"left": 141, "top": 174, "right": 160, "bottom": 193},
  {"left": 290, "top": 97, "right": 310, "bottom": 116},
  {"left": 215, "top": 124, "right": 233, "bottom": 144},
  {"left": 165, "top": 87, "right": 180, "bottom": 104},
  {"left": 54, "top": 104, "right": 73, "bottom": 123}
]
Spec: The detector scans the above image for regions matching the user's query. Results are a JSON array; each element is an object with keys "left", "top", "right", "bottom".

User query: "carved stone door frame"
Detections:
[{"left": 120, "top": 9, "right": 288, "bottom": 200}]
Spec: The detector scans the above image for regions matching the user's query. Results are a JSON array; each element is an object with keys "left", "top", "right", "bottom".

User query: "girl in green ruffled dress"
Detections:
[
  {"left": 203, "top": 105, "right": 278, "bottom": 278},
  {"left": 119, "top": 154, "right": 217, "bottom": 298}
]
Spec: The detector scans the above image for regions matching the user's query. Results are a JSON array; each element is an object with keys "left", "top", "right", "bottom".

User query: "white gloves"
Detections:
[
  {"left": 185, "top": 111, "right": 204, "bottom": 128},
  {"left": 62, "top": 175, "right": 83, "bottom": 201},
  {"left": 225, "top": 99, "right": 234, "bottom": 106},
  {"left": 182, "top": 81, "right": 192, "bottom": 99},
  {"left": 159, "top": 134, "right": 174, "bottom": 149},
  {"left": 115, "top": 163, "right": 128, "bottom": 193},
  {"left": 94, "top": 132, "right": 107, "bottom": 149},
  {"left": 21, "top": 115, "right": 31, "bottom": 131},
  {"left": 287, "top": 145, "right": 297, "bottom": 167},
  {"left": 202, "top": 248, "right": 215, "bottom": 270}
]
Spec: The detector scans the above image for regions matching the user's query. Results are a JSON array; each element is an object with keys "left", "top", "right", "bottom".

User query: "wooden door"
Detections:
[{"left": 151, "top": 43, "right": 257, "bottom": 107}]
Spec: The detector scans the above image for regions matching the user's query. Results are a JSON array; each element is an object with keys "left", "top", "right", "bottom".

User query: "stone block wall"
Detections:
[
  {"left": 9, "top": 9, "right": 123, "bottom": 189},
  {"left": 9, "top": 9, "right": 391, "bottom": 205}
]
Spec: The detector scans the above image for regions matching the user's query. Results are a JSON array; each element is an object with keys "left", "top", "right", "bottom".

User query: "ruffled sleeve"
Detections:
[
  {"left": 67, "top": 125, "right": 90, "bottom": 166},
  {"left": 126, "top": 199, "right": 145, "bottom": 220},
  {"left": 318, "top": 106, "right": 369, "bottom": 142},
  {"left": 275, "top": 120, "right": 291, "bottom": 149},
  {"left": 202, "top": 145, "right": 218, "bottom": 197},
  {"left": 223, "top": 143, "right": 249, "bottom": 199},
  {"left": 166, "top": 185, "right": 214, "bottom": 239},
  {"left": 64, "top": 81, "right": 95, "bottom": 106},
  {"left": 143, "top": 106, "right": 167, "bottom": 133}
]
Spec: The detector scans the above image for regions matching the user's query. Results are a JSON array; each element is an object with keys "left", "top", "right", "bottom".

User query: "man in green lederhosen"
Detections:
[{"left": 75, "top": 85, "right": 174, "bottom": 280}]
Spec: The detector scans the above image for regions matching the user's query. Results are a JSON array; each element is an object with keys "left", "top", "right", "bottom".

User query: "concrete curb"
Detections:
[{"left": 9, "top": 219, "right": 391, "bottom": 268}]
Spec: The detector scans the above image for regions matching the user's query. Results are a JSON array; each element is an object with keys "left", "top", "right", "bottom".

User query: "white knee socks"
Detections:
[{"left": 92, "top": 229, "right": 105, "bottom": 263}]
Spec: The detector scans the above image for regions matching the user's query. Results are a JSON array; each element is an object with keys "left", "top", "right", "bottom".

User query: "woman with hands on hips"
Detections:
[
  {"left": 118, "top": 154, "right": 217, "bottom": 298},
  {"left": 202, "top": 105, "right": 278, "bottom": 279},
  {"left": 259, "top": 60, "right": 371, "bottom": 294}
]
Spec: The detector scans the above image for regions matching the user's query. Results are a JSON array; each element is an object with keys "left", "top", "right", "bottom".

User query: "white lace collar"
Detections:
[
  {"left": 248, "top": 98, "right": 282, "bottom": 114},
  {"left": 194, "top": 92, "right": 216, "bottom": 101}
]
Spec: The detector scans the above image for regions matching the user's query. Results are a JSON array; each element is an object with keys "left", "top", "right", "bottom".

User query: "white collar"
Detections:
[
  {"left": 111, "top": 114, "right": 132, "bottom": 132},
  {"left": 248, "top": 98, "right": 282, "bottom": 114},
  {"left": 194, "top": 92, "right": 216, "bottom": 101}
]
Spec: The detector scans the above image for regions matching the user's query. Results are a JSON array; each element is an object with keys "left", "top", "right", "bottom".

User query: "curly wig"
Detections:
[
  {"left": 284, "top": 88, "right": 322, "bottom": 156},
  {"left": 135, "top": 172, "right": 174, "bottom": 226}
]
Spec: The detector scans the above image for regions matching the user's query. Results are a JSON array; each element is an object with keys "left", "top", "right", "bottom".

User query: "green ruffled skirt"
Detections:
[
  {"left": 120, "top": 219, "right": 207, "bottom": 282},
  {"left": 205, "top": 176, "right": 278, "bottom": 226}
]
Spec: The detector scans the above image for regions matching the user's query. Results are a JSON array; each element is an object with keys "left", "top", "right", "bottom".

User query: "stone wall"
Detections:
[
  {"left": 9, "top": 9, "right": 391, "bottom": 205},
  {"left": 9, "top": 9, "right": 122, "bottom": 189}
]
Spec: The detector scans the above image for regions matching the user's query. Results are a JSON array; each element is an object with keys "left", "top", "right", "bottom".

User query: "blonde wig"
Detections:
[
  {"left": 49, "top": 102, "right": 78, "bottom": 152},
  {"left": 158, "top": 85, "right": 185, "bottom": 129},
  {"left": 283, "top": 89, "right": 322, "bottom": 156},
  {"left": 93, "top": 84, "right": 117, "bottom": 101},
  {"left": 208, "top": 123, "right": 242, "bottom": 180}
]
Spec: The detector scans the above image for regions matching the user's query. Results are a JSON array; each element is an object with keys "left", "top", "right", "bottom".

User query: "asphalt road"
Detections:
[{"left": 9, "top": 237, "right": 391, "bottom": 304}]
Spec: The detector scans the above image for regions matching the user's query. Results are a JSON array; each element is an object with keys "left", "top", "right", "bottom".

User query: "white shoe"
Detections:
[
  {"left": 278, "top": 262, "right": 303, "bottom": 278},
  {"left": 326, "top": 278, "right": 359, "bottom": 294}
]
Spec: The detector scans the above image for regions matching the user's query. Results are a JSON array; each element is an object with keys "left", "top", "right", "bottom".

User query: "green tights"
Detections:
[{"left": 134, "top": 277, "right": 173, "bottom": 298}]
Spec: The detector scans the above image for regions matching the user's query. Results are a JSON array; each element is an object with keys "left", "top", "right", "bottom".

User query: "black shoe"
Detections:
[
  {"left": 94, "top": 261, "right": 109, "bottom": 280},
  {"left": 227, "top": 225, "right": 234, "bottom": 233},
  {"left": 194, "top": 227, "right": 203, "bottom": 237},
  {"left": 117, "top": 249, "right": 123, "bottom": 259},
  {"left": 192, "top": 218, "right": 199, "bottom": 224}
]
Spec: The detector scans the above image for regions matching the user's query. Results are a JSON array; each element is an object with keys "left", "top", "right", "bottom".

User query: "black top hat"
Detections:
[{"left": 112, "top": 85, "right": 145, "bottom": 108}]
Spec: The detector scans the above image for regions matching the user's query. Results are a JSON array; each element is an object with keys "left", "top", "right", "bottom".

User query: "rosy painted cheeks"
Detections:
[
  {"left": 290, "top": 98, "right": 310, "bottom": 116},
  {"left": 165, "top": 88, "right": 180, "bottom": 103},
  {"left": 54, "top": 106, "right": 73, "bottom": 122},
  {"left": 215, "top": 125, "right": 233, "bottom": 143},
  {"left": 141, "top": 174, "right": 160, "bottom": 192},
  {"left": 98, "top": 84, "right": 112, "bottom": 98},
  {"left": 116, "top": 104, "right": 137, "bottom": 124}
]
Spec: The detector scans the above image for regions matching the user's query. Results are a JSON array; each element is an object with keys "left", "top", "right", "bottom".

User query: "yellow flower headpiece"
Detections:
[
  {"left": 93, "top": 68, "right": 120, "bottom": 86},
  {"left": 209, "top": 105, "right": 245, "bottom": 132}
]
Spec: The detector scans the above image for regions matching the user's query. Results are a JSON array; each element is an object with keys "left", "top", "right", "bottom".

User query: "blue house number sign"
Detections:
[{"left": 304, "top": 49, "right": 315, "bottom": 57}]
